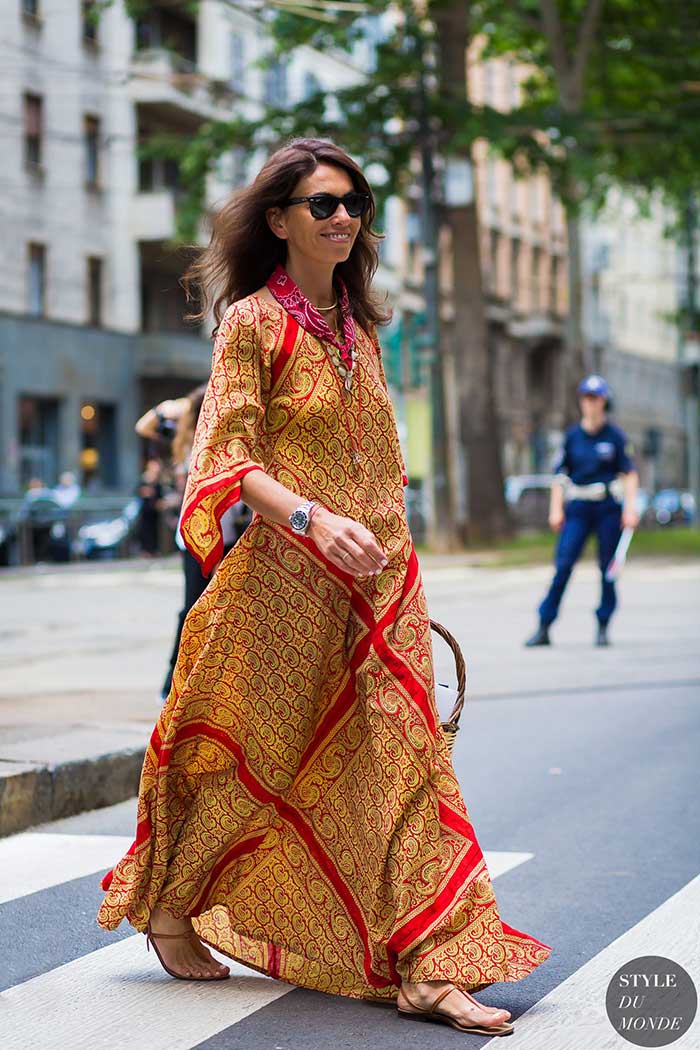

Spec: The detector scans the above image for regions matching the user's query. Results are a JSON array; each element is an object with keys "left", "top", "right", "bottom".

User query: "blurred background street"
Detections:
[
  {"left": 2, "top": 0, "right": 700, "bottom": 1046},
  {"left": 1, "top": 552, "right": 699, "bottom": 1048}
]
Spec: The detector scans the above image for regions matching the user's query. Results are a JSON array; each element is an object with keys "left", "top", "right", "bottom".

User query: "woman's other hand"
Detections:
[
  {"left": 309, "top": 507, "right": 388, "bottom": 578},
  {"left": 548, "top": 509, "right": 565, "bottom": 532}
]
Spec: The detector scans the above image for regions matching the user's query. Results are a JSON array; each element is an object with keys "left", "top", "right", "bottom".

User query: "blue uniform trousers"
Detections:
[{"left": 538, "top": 498, "right": 623, "bottom": 626}]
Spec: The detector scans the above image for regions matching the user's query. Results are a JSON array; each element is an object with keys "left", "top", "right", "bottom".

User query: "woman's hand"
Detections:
[
  {"left": 308, "top": 507, "right": 388, "bottom": 578},
  {"left": 621, "top": 507, "right": 639, "bottom": 529},
  {"left": 548, "top": 509, "right": 565, "bottom": 532}
]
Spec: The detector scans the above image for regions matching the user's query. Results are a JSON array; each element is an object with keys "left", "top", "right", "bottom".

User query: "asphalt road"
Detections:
[{"left": 1, "top": 554, "right": 699, "bottom": 1049}]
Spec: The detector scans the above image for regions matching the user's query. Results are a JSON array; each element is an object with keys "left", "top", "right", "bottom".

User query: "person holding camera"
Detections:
[{"left": 136, "top": 387, "right": 251, "bottom": 701}]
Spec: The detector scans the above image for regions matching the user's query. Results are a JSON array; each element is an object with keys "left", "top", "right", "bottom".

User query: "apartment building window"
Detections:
[
  {"left": 485, "top": 155, "right": 498, "bottom": 215},
  {"left": 489, "top": 229, "right": 500, "bottom": 295},
  {"left": 27, "top": 243, "right": 46, "bottom": 315},
  {"left": 506, "top": 62, "right": 519, "bottom": 107},
  {"left": 84, "top": 115, "right": 100, "bottom": 188},
  {"left": 510, "top": 237, "right": 521, "bottom": 305},
  {"left": 231, "top": 146, "right": 247, "bottom": 187},
  {"left": 229, "top": 31, "right": 245, "bottom": 92},
  {"left": 550, "top": 255, "right": 560, "bottom": 313},
  {"left": 483, "top": 60, "right": 496, "bottom": 106},
  {"left": 303, "top": 70, "right": 321, "bottom": 99},
  {"left": 87, "top": 257, "right": 103, "bottom": 326},
  {"left": 23, "top": 93, "right": 43, "bottom": 170},
  {"left": 531, "top": 246, "right": 542, "bottom": 311},
  {"left": 139, "top": 153, "right": 180, "bottom": 192},
  {"left": 18, "top": 396, "right": 59, "bottom": 488},
  {"left": 264, "top": 58, "right": 288, "bottom": 106},
  {"left": 136, "top": 8, "right": 197, "bottom": 65},
  {"left": 22, "top": 0, "right": 41, "bottom": 21},
  {"left": 82, "top": 0, "right": 98, "bottom": 45}
]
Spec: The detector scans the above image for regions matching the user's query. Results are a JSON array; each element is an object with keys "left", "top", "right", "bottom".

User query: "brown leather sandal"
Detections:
[
  {"left": 398, "top": 984, "right": 514, "bottom": 1036},
  {"left": 145, "top": 920, "right": 230, "bottom": 981}
]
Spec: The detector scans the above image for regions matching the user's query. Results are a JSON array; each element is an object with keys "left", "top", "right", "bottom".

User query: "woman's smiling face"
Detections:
[{"left": 266, "top": 163, "right": 362, "bottom": 265}]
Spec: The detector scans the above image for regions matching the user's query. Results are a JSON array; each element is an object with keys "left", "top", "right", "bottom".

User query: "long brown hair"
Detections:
[{"left": 182, "top": 137, "right": 390, "bottom": 336}]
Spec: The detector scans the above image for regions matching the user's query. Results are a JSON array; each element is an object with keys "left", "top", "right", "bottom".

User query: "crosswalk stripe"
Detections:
[
  {"left": 0, "top": 831, "right": 533, "bottom": 908},
  {"left": 0, "top": 834, "right": 133, "bottom": 905},
  {"left": 484, "top": 873, "right": 700, "bottom": 1048},
  {"left": 0, "top": 836, "right": 536, "bottom": 1048},
  {"left": 2, "top": 935, "right": 290, "bottom": 1050}
]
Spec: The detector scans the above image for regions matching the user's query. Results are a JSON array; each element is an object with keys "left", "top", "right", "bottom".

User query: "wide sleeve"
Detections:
[
  {"left": 366, "top": 321, "right": 409, "bottom": 487},
  {"left": 180, "top": 299, "right": 269, "bottom": 574}
]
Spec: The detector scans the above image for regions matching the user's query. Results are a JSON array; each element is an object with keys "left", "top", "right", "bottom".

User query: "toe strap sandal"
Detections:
[
  {"left": 398, "top": 984, "right": 515, "bottom": 1036},
  {"left": 145, "top": 920, "right": 230, "bottom": 982}
]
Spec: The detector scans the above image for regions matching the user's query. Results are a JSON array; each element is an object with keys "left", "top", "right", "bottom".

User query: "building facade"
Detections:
[
  {"left": 0, "top": 0, "right": 385, "bottom": 497},
  {"left": 582, "top": 191, "right": 687, "bottom": 489}
]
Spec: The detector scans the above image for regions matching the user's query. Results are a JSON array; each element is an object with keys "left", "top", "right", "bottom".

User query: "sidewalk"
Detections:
[{"left": 2, "top": 553, "right": 698, "bottom": 835}]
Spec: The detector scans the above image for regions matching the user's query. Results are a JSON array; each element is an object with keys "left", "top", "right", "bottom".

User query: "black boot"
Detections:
[
  {"left": 525, "top": 622, "right": 551, "bottom": 647},
  {"left": 596, "top": 622, "right": 610, "bottom": 647}
]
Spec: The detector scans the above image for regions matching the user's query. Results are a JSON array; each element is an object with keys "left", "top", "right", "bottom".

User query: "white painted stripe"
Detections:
[
  {"left": 0, "top": 835, "right": 531, "bottom": 908},
  {"left": 485, "top": 873, "right": 700, "bottom": 1049},
  {"left": 2, "top": 934, "right": 290, "bottom": 1050},
  {"left": 0, "top": 834, "right": 133, "bottom": 904},
  {"left": 0, "top": 836, "right": 537, "bottom": 1048},
  {"left": 484, "top": 851, "right": 533, "bottom": 880}
]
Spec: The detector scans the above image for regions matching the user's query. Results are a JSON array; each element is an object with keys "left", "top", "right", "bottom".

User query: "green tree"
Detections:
[
  {"left": 473, "top": 0, "right": 700, "bottom": 412},
  {"left": 152, "top": 0, "right": 513, "bottom": 544}
]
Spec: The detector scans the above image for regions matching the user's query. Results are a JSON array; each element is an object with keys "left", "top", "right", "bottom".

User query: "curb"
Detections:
[{"left": 0, "top": 746, "right": 145, "bottom": 838}]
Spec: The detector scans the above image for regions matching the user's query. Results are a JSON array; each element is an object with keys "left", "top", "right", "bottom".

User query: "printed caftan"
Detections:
[{"left": 97, "top": 292, "right": 551, "bottom": 1000}]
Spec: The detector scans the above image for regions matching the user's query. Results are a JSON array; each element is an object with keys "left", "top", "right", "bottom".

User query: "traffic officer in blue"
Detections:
[{"left": 525, "top": 374, "right": 640, "bottom": 647}]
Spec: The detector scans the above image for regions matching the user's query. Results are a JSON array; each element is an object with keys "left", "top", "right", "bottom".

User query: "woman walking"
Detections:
[{"left": 98, "top": 138, "right": 551, "bottom": 1036}]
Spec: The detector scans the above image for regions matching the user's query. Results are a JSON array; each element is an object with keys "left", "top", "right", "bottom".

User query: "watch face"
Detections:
[{"left": 290, "top": 508, "right": 309, "bottom": 532}]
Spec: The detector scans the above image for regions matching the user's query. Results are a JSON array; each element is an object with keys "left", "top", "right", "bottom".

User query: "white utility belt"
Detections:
[{"left": 559, "top": 478, "right": 624, "bottom": 503}]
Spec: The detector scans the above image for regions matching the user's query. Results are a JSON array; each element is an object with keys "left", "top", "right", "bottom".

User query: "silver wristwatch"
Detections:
[{"left": 288, "top": 500, "right": 316, "bottom": 535}]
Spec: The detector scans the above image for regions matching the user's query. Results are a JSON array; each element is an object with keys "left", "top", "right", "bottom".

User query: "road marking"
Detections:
[
  {"left": 0, "top": 834, "right": 133, "bottom": 904},
  {"left": 485, "top": 873, "right": 700, "bottom": 1048},
  {"left": 0, "top": 835, "right": 537, "bottom": 1048},
  {"left": 0, "top": 832, "right": 532, "bottom": 907},
  {"left": 484, "top": 851, "right": 534, "bottom": 879},
  {"left": 2, "top": 934, "right": 290, "bottom": 1050}
]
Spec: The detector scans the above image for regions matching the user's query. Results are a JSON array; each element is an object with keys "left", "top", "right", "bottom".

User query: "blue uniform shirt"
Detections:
[{"left": 552, "top": 422, "right": 635, "bottom": 485}]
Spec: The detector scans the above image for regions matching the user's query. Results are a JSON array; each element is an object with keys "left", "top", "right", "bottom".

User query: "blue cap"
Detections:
[{"left": 577, "top": 374, "right": 610, "bottom": 398}]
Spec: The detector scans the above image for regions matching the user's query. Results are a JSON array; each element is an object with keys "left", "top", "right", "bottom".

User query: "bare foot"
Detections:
[
  {"left": 148, "top": 906, "right": 229, "bottom": 979},
  {"left": 399, "top": 980, "right": 511, "bottom": 1028}
]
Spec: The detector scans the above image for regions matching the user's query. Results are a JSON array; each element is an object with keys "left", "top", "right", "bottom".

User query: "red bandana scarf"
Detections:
[{"left": 266, "top": 263, "right": 356, "bottom": 371}]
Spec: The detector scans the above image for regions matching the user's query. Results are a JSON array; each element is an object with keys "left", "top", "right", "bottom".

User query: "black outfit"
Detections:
[{"left": 160, "top": 511, "right": 252, "bottom": 700}]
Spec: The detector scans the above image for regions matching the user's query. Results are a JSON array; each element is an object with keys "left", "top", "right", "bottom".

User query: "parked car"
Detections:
[
  {"left": 645, "top": 489, "right": 696, "bottom": 527},
  {"left": 72, "top": 498, "right": 142, "bottom": 559},
  {"left": 504, "top": 474, "right": 553, "bottom": 529},
  {"left": 0, "top": 516, "right": 18, "bottom": 566}
]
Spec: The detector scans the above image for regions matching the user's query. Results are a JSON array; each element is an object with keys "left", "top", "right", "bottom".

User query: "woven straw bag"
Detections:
[{"left": 430, "top": 620, "right": 467, "bottom": 754}]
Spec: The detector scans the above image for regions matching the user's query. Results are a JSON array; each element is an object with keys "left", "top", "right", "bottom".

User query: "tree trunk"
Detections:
[
  {"left": 435, "top": 0, "right": 511, "bottom": 542},
  {"left": 538, "top": 0, "right": 605, "bottom": 421},
  {"left": 564, "top": 199, "right": 591, "bottom": 420}
]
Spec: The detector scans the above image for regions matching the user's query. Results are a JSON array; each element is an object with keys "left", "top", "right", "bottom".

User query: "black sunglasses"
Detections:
[{"left": 284, "top": 191, "right": 370, "bottom": 220}]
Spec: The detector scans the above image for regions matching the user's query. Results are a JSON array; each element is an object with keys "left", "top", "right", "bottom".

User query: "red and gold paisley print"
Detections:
[{"left": 96, "top": 293, "right": 551, "bottom": 1000}]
